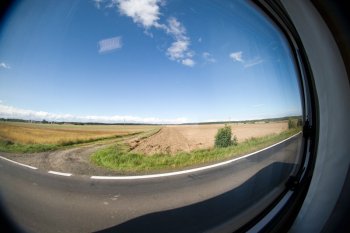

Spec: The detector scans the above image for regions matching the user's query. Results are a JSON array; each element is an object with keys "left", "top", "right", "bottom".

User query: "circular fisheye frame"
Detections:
[{"left": 0, "top": 1, "right": 305, "bottom": 232}]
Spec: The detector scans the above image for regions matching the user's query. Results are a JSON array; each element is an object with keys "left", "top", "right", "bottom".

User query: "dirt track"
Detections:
[
  {"left": 0, "top": 134, "right": 145, "bottom": 175},
  {"left": 132, "top": 122, "right": 288, "bottom": 155},
  {"left": 0, "top": 141, "right": 124, "bottom": 175}
]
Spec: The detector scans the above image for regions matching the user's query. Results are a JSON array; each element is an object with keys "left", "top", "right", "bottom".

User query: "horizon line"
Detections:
[{"left": 0, "top": 115, "right": 302, "bottom": 126}]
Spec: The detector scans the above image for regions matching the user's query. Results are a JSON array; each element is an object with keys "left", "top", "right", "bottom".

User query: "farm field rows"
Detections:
[
  {"left": 91, "top": 120, "right": 301, "bottom": 173},
  {"left": 0, "top": 120, "right": 300, "bottom": 174},
  {"left": 131, "top": 122, "right": 288, "bottom": 155},
  {"left": 0, "top": 121, "right": 159, "bottom": 153}
]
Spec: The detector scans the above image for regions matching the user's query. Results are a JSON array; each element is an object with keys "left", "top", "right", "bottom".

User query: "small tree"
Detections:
[{"left": 215, "top": 125, "right": 237, "bottom": 148}]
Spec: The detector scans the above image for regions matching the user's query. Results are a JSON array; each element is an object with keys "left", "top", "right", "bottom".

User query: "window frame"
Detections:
[
  {"left": 0, "top": 1, "right": 320, "bottom": 232},
  {"left": 232, "top": 1, "right": 319, "bottom": 232}
]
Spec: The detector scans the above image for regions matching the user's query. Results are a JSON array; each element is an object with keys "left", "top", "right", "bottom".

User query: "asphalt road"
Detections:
[{"left": 0, "top": 135, "right": 302, "bottom": 233}]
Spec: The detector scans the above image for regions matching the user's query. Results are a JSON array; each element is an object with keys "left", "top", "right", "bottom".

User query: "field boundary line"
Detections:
[
  {"left": 0, "top": 155, "right": 38, "bottom": 170},
  {"left": 91, "top": 132, "right": 301, "bottom": 180},
  {"left": 48, "top": 171, "right": 72, "bottom": 176}
]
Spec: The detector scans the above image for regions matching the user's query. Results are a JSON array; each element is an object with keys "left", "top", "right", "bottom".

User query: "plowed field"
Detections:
[{"left": 131, "top": 121, "right": 288, "bottom": 155}]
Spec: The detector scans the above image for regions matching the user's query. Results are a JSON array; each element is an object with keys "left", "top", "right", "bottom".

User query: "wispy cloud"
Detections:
[
  {"left": 96, "top": 0, "right": 195, "bottom": 67},
  {"left": 98, "top": 36, "right": 122, "bottom": 53},
  {"left": 0, "top": 62, "right": 11, "bottom": 69},
  {"left": 167, "top": 40, "right": 189, "bottom": 60},
  {"left": 229, "top": 51, "right": 244, "bottom": 62},
  {"left": 93, "top": 0, "right": 104, "bottom": 9},
  {"left": 182, "top": 58, "right": 195, "bottom": 67},
  {"left": 166, "top": 17, "right": 186, "bottom": 37},
  {"left": 229, "top": 51, "right": 263, "bottom": 68},
  {"left": 244, "top": 57, "right": 264, "bottom": 68},
  {"left": 202, "top": 52, "right": 216, "bottom": 63},
  {"left": 165, "top": 17, "right": 194, "bottom": 66},
  {"left": 0, "top": 104, "right": 189, "bottom": 124}
]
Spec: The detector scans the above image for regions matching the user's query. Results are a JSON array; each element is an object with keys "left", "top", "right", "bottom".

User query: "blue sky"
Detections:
[{"left": 0, "top": 0, "right": 302, "bottom": 124}]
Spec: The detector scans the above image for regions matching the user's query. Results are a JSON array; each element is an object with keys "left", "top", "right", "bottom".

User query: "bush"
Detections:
[
  {"left": 232, "top": 135, "right": 238, "bottom": 146},
  {"left": 215, "top": 125, "right": 237, "bottom": 148}
]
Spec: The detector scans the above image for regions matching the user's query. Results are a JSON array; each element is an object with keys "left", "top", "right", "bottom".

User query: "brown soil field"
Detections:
[{"left": 131, "top": 121, "right": 288, "bottom": 155}]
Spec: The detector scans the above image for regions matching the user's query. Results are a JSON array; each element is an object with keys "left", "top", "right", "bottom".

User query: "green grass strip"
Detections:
[
  {"left": 0, "top": 140, "right": 60, "bottom": 153},
  {"left": 91, "top": 128, "right": 301, "bottom": 174}
]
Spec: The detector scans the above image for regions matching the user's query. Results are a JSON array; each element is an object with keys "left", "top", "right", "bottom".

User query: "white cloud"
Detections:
[
  {"left": 98, "top": 36, "right": 122, "bottom": 53},
  {"left": 96, "top": 1, "right": 195, "bottom": 67},
  {"left": 0, "top": 62, "right": 11, "bottom": 69},
  {"left": 229, "top": 52, "right": 244, "bottom": 62},
  {"left": 167, "top": 40, "right": 189, "bottom": 60},
  {"left": 202, "top": 52, "right": 216, "bottom": 63},
  {"left": 0, "top": 104, "right": 189, "bottom": 124},
  {"left": 166, "top": 17, "right": 186, "bottom": 38},
  {"left": 117, "top": 0, "right": 161, "bottom": 28},
  {"left": 164, "top": 17, "right": 194, "bottom": 65},
  {"left": 182, "top": 58, "right": 195, "bottom": 67},
  {"left": 244, "top": 57, "right": 264, "bottom": 68}
]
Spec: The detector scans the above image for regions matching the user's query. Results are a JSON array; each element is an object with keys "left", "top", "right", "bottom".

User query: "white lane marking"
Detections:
[
  {"left": 0, "top": 155, "right": 38, "bottom": 170},
  {"left": 91, "top": 132, "right": 301, "bottom": 180},
  {"left": 48, "top": 171, "right": 72, "bottom": 176}
]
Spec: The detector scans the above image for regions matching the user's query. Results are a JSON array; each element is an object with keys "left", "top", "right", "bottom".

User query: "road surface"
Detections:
[{"left": 0, "top": 135, "right": 302, "bottom": 233}]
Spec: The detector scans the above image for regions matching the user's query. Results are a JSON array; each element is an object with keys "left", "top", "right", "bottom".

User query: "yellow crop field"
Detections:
[{"left": 0, "top": 121, "right": 158, "bottom": 145}]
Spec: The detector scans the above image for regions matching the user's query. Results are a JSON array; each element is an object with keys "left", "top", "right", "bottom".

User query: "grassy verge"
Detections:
[
  {"left": 0, "top": 132, "right": 142, "bottom": 153},
  {"left": 91, "top": 128, "right": 301, "bottom": 174},
  {"left": 0, "top": 140, "right": 60, "bottom": 153}
]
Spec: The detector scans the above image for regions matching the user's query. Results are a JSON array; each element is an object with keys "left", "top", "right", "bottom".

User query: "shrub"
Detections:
[
  {"left": 215, "top": 125, "right": 237, "bottom": 148},
  {"left": 232, "top": 135, "right": 238, "bottom": 146}
]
